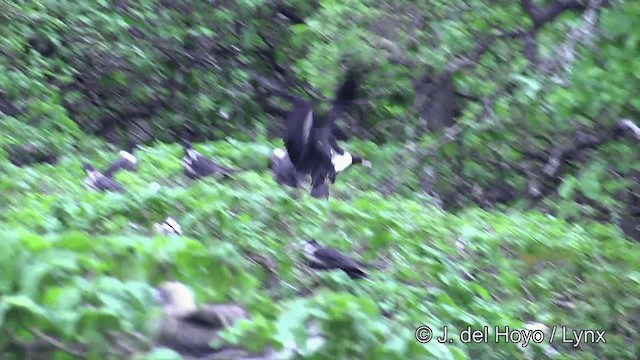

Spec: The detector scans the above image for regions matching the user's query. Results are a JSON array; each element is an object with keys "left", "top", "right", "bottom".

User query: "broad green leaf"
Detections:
[{"left": 3, "top": 295, "right": 46, "bottom": 316}]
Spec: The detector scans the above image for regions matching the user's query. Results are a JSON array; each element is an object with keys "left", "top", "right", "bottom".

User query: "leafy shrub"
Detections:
[{"left": 1, "top": 139, "right": 638, "bottom": 359}]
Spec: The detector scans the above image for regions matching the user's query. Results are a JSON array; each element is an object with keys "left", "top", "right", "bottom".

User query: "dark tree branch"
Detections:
[
  {"left": 527, "top": 119, "right": 640, "bottom": 199},
  {"left": 0, "top": 90, "right": 20, "bottom": 117},
  {"left": 246, "top": 251, "right": 279, "bottom": 290},
  {"left": 274, "top": 4, "right": 306, "bottom": 24},
  {"left": 417, "top": 91, "right": 500, "bottom": 166},
  {"left": 519, "top": 0, "right": 611, "bottom": 67},
  {"left": 94, "top": 97, "right": 165, "bottom": 138},
  {"left": 537, "top": 0, "right": 609, "bottom": 74},
  {"left": 453, "top": 91, "right": 482, "bottom": 102},
  {"left": 523, "top": 32, "right": 539, "bottom": 65},
  {"left": 521, "top": 0, "right": 586, "bottom": 29}
]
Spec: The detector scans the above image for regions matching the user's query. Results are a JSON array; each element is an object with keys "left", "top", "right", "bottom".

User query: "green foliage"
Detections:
[
  {"left": 2, "top": 0, "right": 638, "bottom": 222},
  {"left": 0, "top": 0, "right": 279, "bottom": 143},
  {"left": 1, "top": 139, "right": 639, "bottom": 359},
  {"left": 2, "top": 0, "right": 640, "bottom": 358}
]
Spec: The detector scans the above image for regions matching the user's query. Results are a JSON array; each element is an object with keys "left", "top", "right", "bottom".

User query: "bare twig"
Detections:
[
  {"left": 29, "top": 328, "right": 86, "bottom": 358},
  {"left": 246, "top": 252, "right": 279, "bottom": 290},
  {"left": 446, "top": 30, "right": 529, "bottom": 75},
  {"left": 274, "top": 4, "right": 306, "bottom": 24}
]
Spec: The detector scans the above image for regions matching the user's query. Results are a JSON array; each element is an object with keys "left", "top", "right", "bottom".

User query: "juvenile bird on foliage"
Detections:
[
  {"left": 152, "top": 282, "right": 329, "bottom": 359},
  {"left": 152, "top": 281, "right": 260, "bottom": 359},
  {"left": 301, "top": 240, "right": 368, "bottom": 279},
  {"left": 182, "top": 140, "right": 235, "bottom": 180},
  {"left": 102, "top": 141, "right": 140, "bottom": 177},
  {"left": 6, "top": 143, "right": 58, "bottom": 167},
  {"left": 82, "top": 163, "right": 124, "bottom": 192}
]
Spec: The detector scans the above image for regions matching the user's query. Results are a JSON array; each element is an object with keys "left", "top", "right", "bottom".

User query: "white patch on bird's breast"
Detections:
[
  {"left": 331, "top": 151, "right": 353, "bottom": 173},
  {"left": 119, "top": 150, "right": 137, "bottom": 164}
]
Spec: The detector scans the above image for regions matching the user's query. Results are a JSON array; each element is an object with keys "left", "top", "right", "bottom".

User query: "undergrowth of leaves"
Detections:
[{"left": 0, "top": 139, "right": 639, "bottom": 360}]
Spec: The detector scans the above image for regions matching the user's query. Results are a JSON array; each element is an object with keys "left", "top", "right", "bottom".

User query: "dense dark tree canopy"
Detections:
[{"left": 1, "top": 0, "right": 639, "bottom": 359}]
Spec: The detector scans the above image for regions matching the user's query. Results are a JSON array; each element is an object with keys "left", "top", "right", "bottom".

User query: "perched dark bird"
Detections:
[
  {"left": 153, "top": 217, "right": 183, "bottom": 236},
  {"left": 103, "top": 142, "right": 139, "bottom": 178},
  {"left": 6, "top": 143, "right": 57, "bottom": 167},
  {"left": 255, "top": 69, "right": 369, "bottom": 198},
  {"left": 82, "top": 163, "right": 124, "bottom": 192},
  {"left": 153, "top": 282, "right": 325, "bottom": 359},
  {"left": 152, "top": 282, "right": 257, "bottom": 359},
  {"left": 182, "top": 141, "right": 235, "bottom": 180},
  {"left": 301, "top": 240, "right": 368, "bottom": 279}
]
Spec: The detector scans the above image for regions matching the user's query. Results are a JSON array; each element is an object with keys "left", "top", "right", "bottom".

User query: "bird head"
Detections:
[
  {"left": 272, "top": 148, "right": 287, "bottom": 160},
  {"left": 351, "top": 156, "right": 372, "bottom": 168},
  {"left": 123, "top": 141, "right": 141, "bottom": 153},
  {"left": 269, "top": 148, "right": 287, "bottom": 170},
  {"left": 118, "top": 142, "right": 140, "bottom": 164},
  {"left": 180, "top": 138, "right": 193, "bottom": 151},
  {"left": 302, "top": 239, "right": 321, "bottom": 256},
  {"left": 155, "top": 281, "right": 197, "bottom": 317},
  {"left": 82, "top": 163, "right": 95, "bottom": 173}
]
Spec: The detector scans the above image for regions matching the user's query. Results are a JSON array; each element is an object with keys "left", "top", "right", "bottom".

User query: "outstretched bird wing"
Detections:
[
  {"left": 276, "top": 89, "right": 314, "bottom": 167},
  {"left": 250, "top": 75, "right": 315, "bottom": 167},
  {"left": 313, "top": 70, "right": 361, "bottom": 157},
  {"left": 251, "top": 71, "right": 360, "bottom": 177}
]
